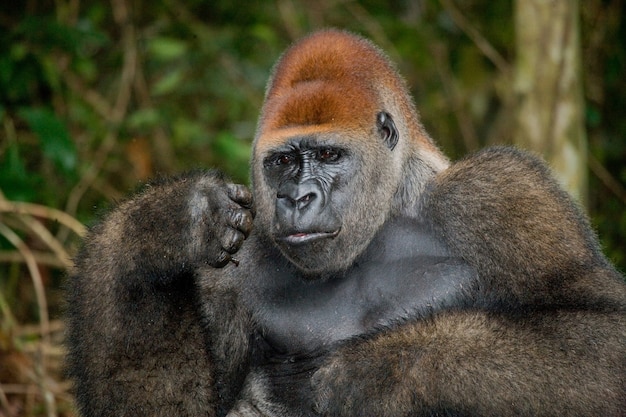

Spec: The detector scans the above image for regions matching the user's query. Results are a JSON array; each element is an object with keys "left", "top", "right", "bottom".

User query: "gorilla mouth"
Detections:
[{"left": 280, "top": 229, "right": 340, "bottom": 245}]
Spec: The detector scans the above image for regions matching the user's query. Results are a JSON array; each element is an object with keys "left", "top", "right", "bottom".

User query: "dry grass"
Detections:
[{"left": 0, "top": 192, "right": 83, "bottom": 417}]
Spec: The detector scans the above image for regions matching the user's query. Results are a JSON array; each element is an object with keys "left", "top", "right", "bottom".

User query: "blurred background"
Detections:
[{"left": 0, "top": 0, "right": 624, "bottom": 416}]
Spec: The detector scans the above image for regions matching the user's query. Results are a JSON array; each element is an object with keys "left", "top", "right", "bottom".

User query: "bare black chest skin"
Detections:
[{"left": 240, "top": 218, "right": 473, "bottom": 357}]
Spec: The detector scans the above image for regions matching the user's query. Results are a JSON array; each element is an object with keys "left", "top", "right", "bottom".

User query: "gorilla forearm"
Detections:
[
  {"left": 314, "top": 309, "right": 626, "bottom": 417},
  {"left": 67, "top": 170, "right": 255, "bottom": 417}
]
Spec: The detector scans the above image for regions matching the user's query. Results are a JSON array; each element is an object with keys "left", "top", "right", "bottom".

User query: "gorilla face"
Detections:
[
  {"left": 261, "top": 135, "right": 358, "bottom": 274},
  {"left": 257, "top": 113, "right": 401, "bottom": 276},
  {"left": 264, "top": 139, "right": 348, "bottom": 239}
]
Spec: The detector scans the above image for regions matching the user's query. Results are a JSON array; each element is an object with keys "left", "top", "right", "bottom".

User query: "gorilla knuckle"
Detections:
[
  {"left": 311, "top": 361, "right": 343, "bottom": 408},
  {"left": 227, "top": 183, "right": 254, "bottom": 208},
  {"left": 210, "top": 250, "right": 231, "bottom": 268},
  {"left": 230, "top": 209, "right": 254, "bottom": 237},
  {"left": 221, "top": 227, "right": 245, "bottom": 254}
]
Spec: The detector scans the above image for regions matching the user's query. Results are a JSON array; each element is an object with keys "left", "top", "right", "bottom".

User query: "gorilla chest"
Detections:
[{"left": 249, "top": 251, "right": 476, "bottom": 355}]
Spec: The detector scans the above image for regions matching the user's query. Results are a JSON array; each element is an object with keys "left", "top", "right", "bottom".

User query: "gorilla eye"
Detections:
[
  {"left": 317, "top": 148, "right": 341, "bottom": 162},
  {"left": 264, "top": 152, "right": 299, "bottom": 170},
  {"left": 276, "top": 154, "right": 295, "bottom": 166}
]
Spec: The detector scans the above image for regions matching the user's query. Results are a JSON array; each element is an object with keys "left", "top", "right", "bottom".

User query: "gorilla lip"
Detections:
[{"left": 280, "top": 229, "right": 340, "bottom": 245}]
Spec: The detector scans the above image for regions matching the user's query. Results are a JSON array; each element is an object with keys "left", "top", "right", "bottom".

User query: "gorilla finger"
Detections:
[
  {"left": 311, "top": 361, "right": 344, "bottom": 414},
  {"left": 229, "top": 208, "right": 254, "bottom": 237},
  {"left": 210, "top": 250, "right": 231, "bottom": 268},
  {"left": 312, "top": 383, "right": 331, "bottom": 414},
  {"left": 220, "top": 227, "right": 246, "bottom": 254},
  {"left": 226, "top": 183, "right": 254, "bottom": 210}
]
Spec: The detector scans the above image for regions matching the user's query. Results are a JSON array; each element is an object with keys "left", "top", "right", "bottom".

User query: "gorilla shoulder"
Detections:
[{"left": 426, "top": 146, "right": 626, "bottom": 308}]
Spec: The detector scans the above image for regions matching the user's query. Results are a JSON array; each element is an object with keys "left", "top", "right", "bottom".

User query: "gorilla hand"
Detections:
[
  {"left": 187, "top": 175, "right": 255, "bottom": 267},
  {"left": 85, "top": 171, "right": 255, "bottom": 284},
  {"left": 223, "top": 370, "right": 291, "bottom": 417},
  {"left": 311, "top": 333, "right": 423, "bottom": 417}
]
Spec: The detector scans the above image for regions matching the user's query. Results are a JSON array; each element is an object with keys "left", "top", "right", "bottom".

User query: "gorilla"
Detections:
[{"left": 66, "top": 29, "right": 626, "bottom": 417}]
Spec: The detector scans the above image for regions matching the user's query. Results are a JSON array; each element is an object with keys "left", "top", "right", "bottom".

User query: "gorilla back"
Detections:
[{"left": 66, "top": 29, "right": 626, "bottom": 417}]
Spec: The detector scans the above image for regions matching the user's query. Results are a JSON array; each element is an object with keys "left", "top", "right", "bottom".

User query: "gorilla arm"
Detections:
[
  {"left": 313, "top": 308, "right": 625, "bottom": 417},
  {"left": 313, "top": 147, "right": 626, "bottom": 417},
  {"left": 66, "top": 171, "right": 255, "bottom": 417}
]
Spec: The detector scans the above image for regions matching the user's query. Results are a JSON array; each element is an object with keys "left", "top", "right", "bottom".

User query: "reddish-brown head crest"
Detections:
[{"left": 255, "top": 29, "right": 424, "bottom": 151}]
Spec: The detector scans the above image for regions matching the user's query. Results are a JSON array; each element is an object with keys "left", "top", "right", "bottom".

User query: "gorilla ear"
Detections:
[{"left": 377, "top": 111, "right": 399, "bottom": 151}]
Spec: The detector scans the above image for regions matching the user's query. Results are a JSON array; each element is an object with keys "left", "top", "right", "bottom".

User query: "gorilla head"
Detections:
[{"left": 250, "top": 30, "right": 449, "bottom": 274}]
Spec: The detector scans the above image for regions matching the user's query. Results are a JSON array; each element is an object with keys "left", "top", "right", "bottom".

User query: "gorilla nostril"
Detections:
[
  {"left": 296, "top": 192, "right": 316, "bottom": 209},
  {"left": 277, "top": 193, "right": 297, "bottom": 208}
]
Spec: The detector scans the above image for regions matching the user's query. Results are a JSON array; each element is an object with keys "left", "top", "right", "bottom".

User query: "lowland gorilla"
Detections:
[{"left": 66, "top": 29, "right": 626, "bottom": 417}]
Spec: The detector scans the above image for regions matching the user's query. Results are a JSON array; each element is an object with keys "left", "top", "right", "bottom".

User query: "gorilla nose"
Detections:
[{"left": 277, "top": 181, "right": 323, "bottom": 212}]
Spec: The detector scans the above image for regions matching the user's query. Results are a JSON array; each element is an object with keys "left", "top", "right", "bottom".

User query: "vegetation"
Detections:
[{"left": 0, "top": 0, "right": 624, "bottom": 415}]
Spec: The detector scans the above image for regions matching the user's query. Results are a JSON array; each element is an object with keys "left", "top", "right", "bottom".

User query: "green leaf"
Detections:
[
  {"left": 0, "top": 143, "right": 41, "bottom": 202},
  {"left": 18, "top": 107, "right": 77, "bottom": 174},
  {"left": 127, "top": 108, "right": 161, "bottom": 130},
  {"left": 148, "top": 37, "right": 188, "bottom": 61},
  {"left": 153, "top": 68, "right": 185, "bottom": 96},
  {"left": 213, "top": 131, "right": 251, "bottom": 183}
]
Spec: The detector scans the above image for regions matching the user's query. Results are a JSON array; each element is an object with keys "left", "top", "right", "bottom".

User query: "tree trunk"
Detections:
[{"left": 513, "top": 0, "right": 588, "bottom": 205}]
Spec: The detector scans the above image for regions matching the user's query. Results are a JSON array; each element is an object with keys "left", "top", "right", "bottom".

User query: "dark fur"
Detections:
[{"left": 66, "top": 30, "right": 626, "bottom": 417}]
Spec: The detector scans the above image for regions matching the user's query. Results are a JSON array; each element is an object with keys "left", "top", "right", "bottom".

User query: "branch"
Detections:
[
  {"left": 429, "top": 41, "right": 480, "bottom": 150},
  {"left": 0, "top": 199, "right": 86, "bottom": 237},
  {"left": 0, "top": 251, "right": 68, "bottom": 268},
  {"left": 64, "top": 0, "right": 138, "bottom": 218},
  {"left": 12, "top": 216, "right": 74, "bottom": 269},
  {"left": 62, "top": 72, "right": 113, "bottom": 120},
  {"left": 588, "top": 154, "right": 626, "bottom": 206},
  {"left": 0, "top": 223, "right": 57, "bottom": 417},
  {"left": 439, "top": 0, "right": 510, "bottom": 74}
]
